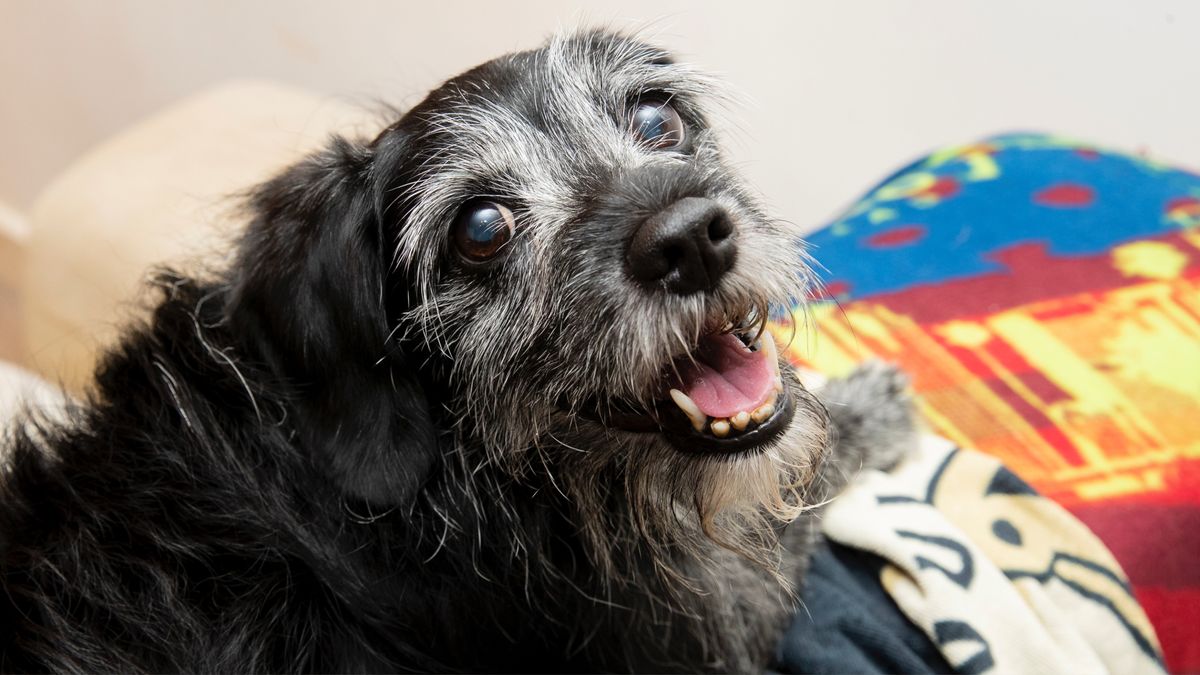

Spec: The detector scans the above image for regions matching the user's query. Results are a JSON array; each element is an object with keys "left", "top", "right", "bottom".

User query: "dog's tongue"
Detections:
[{"left": 674, "top": 333, "right": 774, "bottom": 419}]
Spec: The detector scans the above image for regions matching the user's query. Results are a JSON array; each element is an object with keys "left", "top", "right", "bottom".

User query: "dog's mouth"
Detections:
[{"left": 577, "top": 322, "right": 795, "bottom": 455}]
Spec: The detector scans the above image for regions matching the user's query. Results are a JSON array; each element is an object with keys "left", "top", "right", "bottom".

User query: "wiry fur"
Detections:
[{"left": 0, "top": 30, "right": 913, "bottom": 672}]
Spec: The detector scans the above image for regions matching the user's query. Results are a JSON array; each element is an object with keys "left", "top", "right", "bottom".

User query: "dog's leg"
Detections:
[
  {"left": 782, "top": 362, "right": 918, "bottom": 569},
  {"left": 820, "top": 360, "right": 918, "bottom": 479}
]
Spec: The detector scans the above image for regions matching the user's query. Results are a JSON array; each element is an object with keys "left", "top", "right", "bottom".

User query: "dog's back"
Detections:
[
  {"left": 0, "top": 275, "right": 799, "bottom": 672},
  {"left": 0, "top": 277, "right": 359, "bottom": 671}
]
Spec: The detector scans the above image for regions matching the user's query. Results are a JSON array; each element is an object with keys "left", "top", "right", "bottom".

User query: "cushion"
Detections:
[
  {"left": 0, "top": 360, "right": 67, "bottom": 441},
  {"left": 21, "top": 81, "right": 375, "bottom": 392},
  {"left": 0, "top": 207, "right": 24, "bottom": 365}
]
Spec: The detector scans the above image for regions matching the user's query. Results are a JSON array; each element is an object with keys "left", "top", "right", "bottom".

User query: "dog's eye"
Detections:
[
  {"left": 452, "top": 200, "right": 516, "bottom": 263},
  {"left": 629, "top": 99, "right": 685, "bottom": 149}
]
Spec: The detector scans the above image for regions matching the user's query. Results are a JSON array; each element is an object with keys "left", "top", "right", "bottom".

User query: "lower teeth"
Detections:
[
  {"left": 750, "top": 402, "right": 775, "bottom": 424},
  {"left": 707, "top": 392, "right": 778, "bottom": 437},
  {"left": 667, "top": 333, "right": 785, "bottom": 438}
]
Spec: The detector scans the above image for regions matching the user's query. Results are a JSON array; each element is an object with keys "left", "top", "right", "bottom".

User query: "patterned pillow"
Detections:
[{"left": 777, "top": 134, "right": 1200, "bottom": 672}]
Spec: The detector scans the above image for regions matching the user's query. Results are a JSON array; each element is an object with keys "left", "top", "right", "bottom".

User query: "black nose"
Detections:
[{"left": 626, "top": 197, "right": 737, "bottom": 295}]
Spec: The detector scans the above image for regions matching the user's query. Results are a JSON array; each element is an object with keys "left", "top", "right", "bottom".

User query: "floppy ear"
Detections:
[{"left": 227, "top": 134, "right": 436, "bottom": 508}]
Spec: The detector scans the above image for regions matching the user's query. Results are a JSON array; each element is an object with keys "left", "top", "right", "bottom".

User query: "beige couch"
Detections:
[
  {"left": 8, "top": 81, "right": 376, "bottom": 383},
  {"left": 1, "top": 80, "right": 375, "bottom": 422}
]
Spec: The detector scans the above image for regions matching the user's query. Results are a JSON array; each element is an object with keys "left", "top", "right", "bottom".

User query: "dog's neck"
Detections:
[{"left": 366, "top": 419, "right": 796, "bottom": 671}]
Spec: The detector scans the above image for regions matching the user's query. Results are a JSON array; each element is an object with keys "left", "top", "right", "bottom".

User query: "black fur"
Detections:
[{"left": 1, "top": 31, "right": 912, "bottom": 672}]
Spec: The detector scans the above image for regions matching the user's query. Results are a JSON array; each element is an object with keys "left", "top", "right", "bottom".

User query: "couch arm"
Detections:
[{"left": 0, "top": 201, "right": 27, "bottom": 365}]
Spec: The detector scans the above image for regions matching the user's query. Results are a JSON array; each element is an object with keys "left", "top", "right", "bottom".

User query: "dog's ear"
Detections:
[{"left": 227, "top": 133, "right": 436, "bottom": 508}]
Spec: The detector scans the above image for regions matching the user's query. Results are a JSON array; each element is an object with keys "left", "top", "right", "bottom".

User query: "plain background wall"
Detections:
[{"left": 2, "top": 0, "right": 1198, "bottom": 232}]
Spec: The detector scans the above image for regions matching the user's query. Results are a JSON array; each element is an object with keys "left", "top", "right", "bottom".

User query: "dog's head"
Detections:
[{"left": 230, "top": 30, "right": 828, "bottom": 569}]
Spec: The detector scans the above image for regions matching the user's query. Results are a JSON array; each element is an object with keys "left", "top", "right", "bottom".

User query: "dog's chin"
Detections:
[{"left": 574, "top": 323, "right": 800, "bottom": 458}]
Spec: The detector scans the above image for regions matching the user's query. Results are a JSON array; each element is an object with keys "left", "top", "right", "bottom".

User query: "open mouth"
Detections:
[
  {"left": 583, "top": 323, "right": 796, "bottom": 456},
  {"left": 658, "top": 326, "right": 794, "bottom": 454}
]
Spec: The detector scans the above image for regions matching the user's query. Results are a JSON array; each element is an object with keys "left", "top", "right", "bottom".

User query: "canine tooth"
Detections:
[
  {"left": 669, "top": 389, "right": 707, "bottom": 432},
  {"left": 774, "top": 376, "right": 784, "bottom": 393},
  {"left": 751, "top": 403, "right": 775, "bottom": 424},
  {"left": 731, "top": 411, "right": 751, "bottom": 431},
  {"left": 761, "top": 331, "right": 780, "bottom": 379},
  {"left": 710, "top": 419, "right": 731, "bottom": 437}
]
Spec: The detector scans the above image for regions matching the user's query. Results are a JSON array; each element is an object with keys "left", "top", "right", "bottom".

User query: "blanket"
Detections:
[{"left": 774, "top": 133, "right": 1197, "bottom": 671}]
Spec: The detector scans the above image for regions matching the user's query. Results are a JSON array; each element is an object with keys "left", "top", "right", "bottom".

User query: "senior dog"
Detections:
[{"left": 0, "top": 30, "right": 913, "bottom": 672}]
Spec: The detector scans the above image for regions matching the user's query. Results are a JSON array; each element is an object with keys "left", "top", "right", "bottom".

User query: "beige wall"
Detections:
[{"left": 2, "top": 0, "right": 1198, "bottom": 231}]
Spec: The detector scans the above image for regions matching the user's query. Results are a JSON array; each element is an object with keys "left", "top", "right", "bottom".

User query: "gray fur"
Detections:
[
  {"left": 820, "top": 361, "right": 920, "bottom": 476},
  {"left": 373, "top": 31, "right": 919, "bottom": 670}
]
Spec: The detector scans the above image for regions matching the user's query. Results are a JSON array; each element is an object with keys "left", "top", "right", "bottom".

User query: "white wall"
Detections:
[{"left": 2, "top": 0, "right": 1198, "bottom": 232}]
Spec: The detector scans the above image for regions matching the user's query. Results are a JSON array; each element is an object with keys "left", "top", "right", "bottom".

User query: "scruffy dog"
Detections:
[{"left": 0, "top": 30, "right": 913, "bottom": 672}]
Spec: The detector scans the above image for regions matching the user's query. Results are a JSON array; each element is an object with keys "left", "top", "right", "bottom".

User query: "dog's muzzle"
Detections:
[{"left": 568, "top": 197, "right": 795, "bottom": 455}]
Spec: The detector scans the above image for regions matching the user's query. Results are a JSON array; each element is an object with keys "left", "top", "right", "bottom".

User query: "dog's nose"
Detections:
[{"left": 626, "top": 197, "right": 737, "bottom": 295}]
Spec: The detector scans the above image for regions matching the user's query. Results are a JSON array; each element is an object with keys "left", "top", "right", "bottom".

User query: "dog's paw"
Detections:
[{"left": 819, "top": 361, "right": 918, "bottom": 474}]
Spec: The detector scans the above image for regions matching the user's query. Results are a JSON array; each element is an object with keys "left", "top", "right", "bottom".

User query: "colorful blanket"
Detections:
[{"left": 776, "top": 133, "right": 1200, "bottom": 672}]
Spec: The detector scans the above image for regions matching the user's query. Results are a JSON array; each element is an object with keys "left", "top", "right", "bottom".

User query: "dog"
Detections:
[{"left": 0, "top": 30, "right": 914, "bottom": 672}]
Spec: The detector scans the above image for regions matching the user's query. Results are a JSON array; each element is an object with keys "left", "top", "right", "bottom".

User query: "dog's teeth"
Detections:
[
  {"left": 773, "top": 376, "right": 784, "bottom": 393},
  {"left": 751, "top": 403, "right": 775, "bottom": 424},
  {"left": 761, "top": 331, "right": 780, "bottom": 379},
  {"left": 669, "top": 389, "right": 708, "bottom": 432},
  {"left": 731, "top": 411, "right": 751, "bottom": 431},
  {"left": 710, "top": 419, "right": 731, "bottom": 437}
]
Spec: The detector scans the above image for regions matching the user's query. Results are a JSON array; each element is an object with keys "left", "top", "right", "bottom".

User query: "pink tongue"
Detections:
[{"left": 674, "top": 333, "right": 774, "bottom": 419}]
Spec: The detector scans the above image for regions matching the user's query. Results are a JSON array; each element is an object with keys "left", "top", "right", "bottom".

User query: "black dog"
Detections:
[{"left": 0, "top": 30, "right": 912, "bottom": 672}]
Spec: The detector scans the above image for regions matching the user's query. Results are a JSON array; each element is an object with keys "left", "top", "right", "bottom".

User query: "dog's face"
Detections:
[
  {"left": 385, "top": 31, "right": 828, "bottom": 555},
  {"left": 234, "top": 30, "right": 828, "bottom": 570}
]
